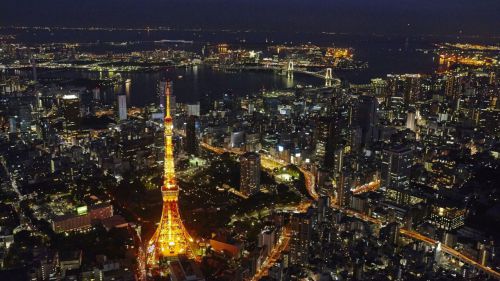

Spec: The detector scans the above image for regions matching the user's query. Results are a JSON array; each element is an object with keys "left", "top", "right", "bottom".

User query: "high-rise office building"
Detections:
[
  {"left": 380, "top": 222, "right": 400, "bottom": 245},
  {"left": 258, "top": 227, "right": 276, "bottom": 257},
  {"left": 371, "top": 78, "right": 387, "bottom": 97},
  {"left": 240, "top": 152, "right": 261, "bottom": 196},
  {"left": 31, "top": 57, "right": 37, "bottom": 82},
  {"left": 317, "top": 196, "right": 331, "bottom": 222},
  {"left": 406, "top": 109, "right": 416, "bottom": 132},
  {"left": 314, "top": 118, "right": 330, "bottom": 162},
  {"left": 185, "top": 115, "right": 198, "bottom": 156},
  {"left": 429, "top": 205, "right": 465, "bottom": 231},
  {"left": 290, "top": 213, "right": 312, "bottom": 265},
  {"left": 356, "top": 95, "right": 378, "bottom": 147},
  {"left": 92, "top": 87, "right": 100, "bottom": 101},
  {"left": 187, "top": 103, "right": 200, "bottom": 117},
  {"left": 8, "top": 117, "right": 17, "bottom": 134},
  {"left": 315, "top": 116, "right": 342, "bottom": 168},
  {"left": 18, "top": 103, "right": 32, "bottom": 133},
  {"left": 388, "top": 96, "right": 406, "bottom": 123},
  {"left": 403, "top": 74, "right": 420, "bottom": 105},
  {"left": 445, "top": 73, "right": 465, "bottom": 100},
  {"left": 117, "top": 94, "right": 127, "bottom": 121},
  {"left": 61, "top": 94, "right": 81, "bottom": 133},
  {"left": 381, "top": 145, "right": 413, "bottom": 191},
  {"left": 335, "top": 169, "right": 352, "bottom": 208},
  {"left": 385, "top": 74, "right": 420, "bottom": 105}
]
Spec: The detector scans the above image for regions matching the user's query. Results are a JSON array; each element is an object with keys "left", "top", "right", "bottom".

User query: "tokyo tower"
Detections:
[{"left": 146, "top": 81, "right": 193, "bottom": 267}]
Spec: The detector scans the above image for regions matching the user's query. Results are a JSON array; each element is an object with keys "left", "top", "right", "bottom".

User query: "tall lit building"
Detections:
[
  {"left": 187, "top": 103, "right": 200, "bottom": 117},
  {"left": 381, "top": 145, "right": 413, "bottom": 191},
  {"left": 8, "top": 117, "right": 17, "bottom": 134},
  {"left": 429, "top": 205, "right": 465, "bottom": 231},
  {"left": 61, "top": 94, "right": 81, "bottom": 133},
  {"left": 385, "top": 74, "right": 420, "bottom": 105},
  {"left": 147, "top": 81, "right": 193, "bottom": 268},
  {"left": 290, "top": 213, "right": 312, "bottom": 265},
  {"left": 240, "top": 152, "right": 261, "bottom": 196},
  {"left": 185, "top": 115, "right": 198, "bottom": 156},
  {"left": 356, "top": 95, "right": 378, "bottom": 147},
  {"left": 406, "top": 109, "right": 416, "bottom": 132},
  {"left": 258, "top": 227, "right": 276, "bottom": 257},
  {"left": 31, "top": 57, "right": 37, "bottom": 82},
  {"left": 314, "top": 116, "right": 341, "bottom": 168},
  {"left": 335, "top": 169, "right": 352, "bottom": 208},
  {"left": 445, "top": 73, "right": 465, "bottom": 100},
  {"left": 117, "top": 94, "right": 127, "bottom": 121},
  {"left": 403, "top": 74, "right": 420, "bottom": 104},
  {"left": 388, "top": 96, "right": 406, "bottom": 122},
  {"left": 371, "top": 78, "right": 387, "bottom": 97}
]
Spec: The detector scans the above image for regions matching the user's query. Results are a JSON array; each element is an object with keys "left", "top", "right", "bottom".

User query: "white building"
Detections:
[{"left": 118, "top": 94, "right": 127, "bottom": 121}]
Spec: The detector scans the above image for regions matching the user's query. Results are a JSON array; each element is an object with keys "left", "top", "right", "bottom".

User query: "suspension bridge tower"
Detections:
[
  {"left": 325, "top": 68, "right": 333, "bottom": 87},
  {"left": 287, "top": 60, "right": 294, "bottom": 79}
]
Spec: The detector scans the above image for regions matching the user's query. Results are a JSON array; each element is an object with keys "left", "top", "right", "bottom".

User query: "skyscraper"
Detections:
[
  {"left": 489, "top": 72, "right": 496, "bottom": 85},
  {"left": 335, "top": 169, "right": 352, "bottom": 208},
  {"left": 61, "top": 94, "right": 81, "bottom": 133},
  {"left": 445, "top": 73, "right": 465, "bottom": 100},
  {"left": 290, "top": 213, "right": 312, "bottom": 265},
  {"left": 381, "top": 145, "right": 413, "bottom": 191},
  {"left": 8, "top": 117, "right": 16, "bottom": 134},
  {"left": 185, "top": 115, "right": 198, "bottom": 156},
  {"left": 258, "top": 227, "right": 276, "bottom": 257},
  {"left": 315, "top": 116, "right": 341, "bottom": 168},
  {"left": 356, "top": 95, "right": 378, "bottom": 147},
  {"left": 117, "top": 94, "right": 127, "bottom": 121},
  {"left": 317, "top": 196, "right": 331, "bottom": 222},
  {"left": 403, "top": 74, "right": 420, "bottom": 105},
  {"left": 406, "top": 109, "right": 416, "bottom": 132},
  {"left": 31, "top": 57, "right": 37, "bottom": 82},
  {"left": 240, "top": 152, "right": 261, "bottom": 196},
  {"left": 187, "top": 103, "right": 200, "bottom": 117}
]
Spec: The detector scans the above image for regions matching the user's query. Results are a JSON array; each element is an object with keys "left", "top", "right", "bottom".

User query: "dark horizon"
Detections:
[{"left": 2, "top": 0, "right": 500, "bottom": 38}]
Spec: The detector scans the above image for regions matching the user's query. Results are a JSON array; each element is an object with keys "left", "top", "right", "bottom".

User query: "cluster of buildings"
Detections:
[
  {"left": 0, "top": 34, "right": 499, "bottom": 281},
  {"left": 51, "top": 203, "right": 125, "bottom": 233},
  {"left": 185, "top": 62, "right": 500, "bottom": 279},
  {"left": 203, "top": 43, "right": 366, "bottom": 71}
]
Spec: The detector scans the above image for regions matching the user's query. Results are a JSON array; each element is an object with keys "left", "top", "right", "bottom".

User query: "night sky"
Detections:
[{"left": 2, "top": 0, "right": 500, "bottom": 37}]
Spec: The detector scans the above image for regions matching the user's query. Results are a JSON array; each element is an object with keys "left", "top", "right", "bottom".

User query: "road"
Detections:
[
  {"left": 200, "top": 142, "right": 286, "bottom": 171},
  {"left": 0, "top": 163, "right": 34, "bottom": 231},
  {"left": 337, "top": 206, "right": 500, "bottom": 278},
  {"left": 331, "top": 204, "right": 382, "bottom": 225},
  {"left": 400, "top": 229, "right": 500, "bottom": 279},
  {"left": 298, "top": 166, "right": 318, "bottom": 200},
  {"left": 252, "top": 227, "right": 291, "bottom": 281},
  {"left": 352, "top": 179, "right": 380, "bottom": 195}
]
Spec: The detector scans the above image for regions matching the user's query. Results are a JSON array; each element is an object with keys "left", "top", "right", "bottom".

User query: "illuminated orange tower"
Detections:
[{"left": 147, "top": 81, "right": 192, "bottom": 267}]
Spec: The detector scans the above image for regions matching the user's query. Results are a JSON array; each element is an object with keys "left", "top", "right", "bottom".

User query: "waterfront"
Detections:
[
  {"left": 2, "top": 27, "right": 446, "bottom": 87},
  {"left": 31, "top": 66, "right": 324, "bottom": 107}
]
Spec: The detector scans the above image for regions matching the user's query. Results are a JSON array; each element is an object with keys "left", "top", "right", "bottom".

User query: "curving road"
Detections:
[
  {"left": 251, "top": 227, "right": 291, "bottom": 281},
  {"left": 400, "top": 228, "right": 500, "bottom": 279},
  {"left": 352, "top": 179, "right": 380, "bottom": 195}
]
